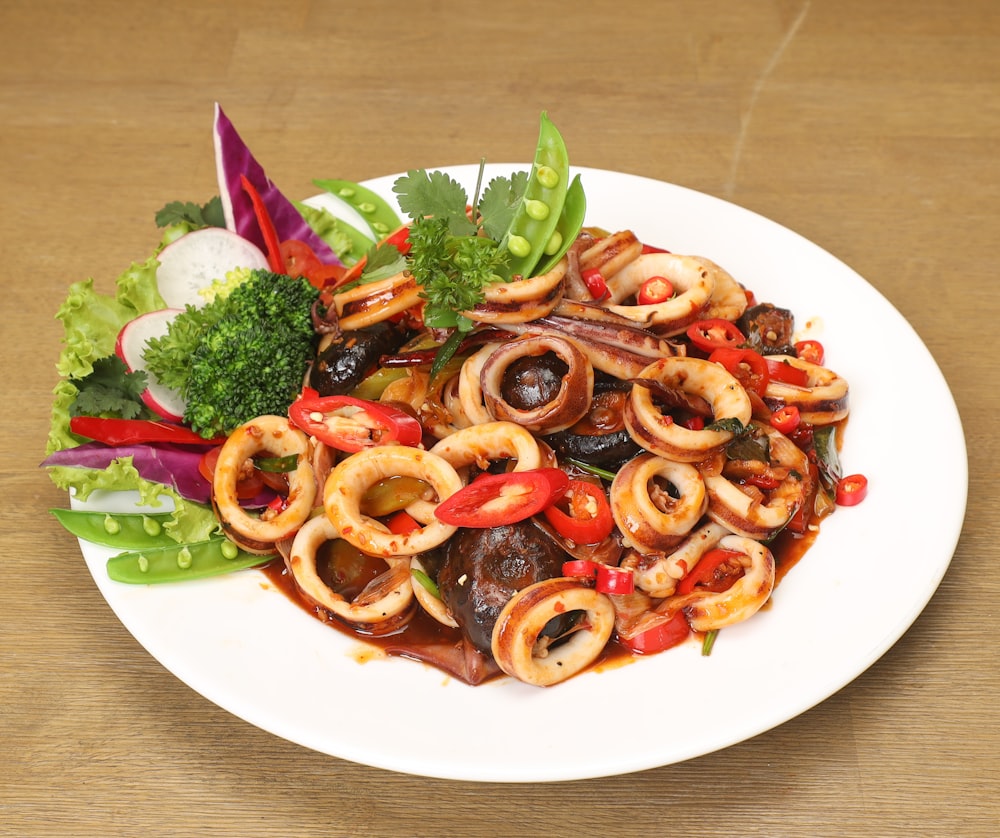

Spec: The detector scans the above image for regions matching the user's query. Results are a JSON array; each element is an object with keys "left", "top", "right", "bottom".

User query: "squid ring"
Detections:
[
  {"left": 604, "top": 253, "right": 717, "bottom": 335},
  {"left": 212, "top": 415, "right": 316, "bottom": 547},
  {"left": 610, "top": 453, "right": 707, "bottom": 555},
  {"left": 480, "top": 335, "right": 594, "bottom": 434},
  {"left": 624, "top": 356, "right": 752, "bottom": 462},
  {"left": 409, "top": 556, "right": 459, "bottom": 628},
  {"left": 626, "top": 520, "right": 732, "bottom": 598},
  {"left": 456, "top": 342, "right": 502, "bottom": 428},
  {"left": 464, "top": 258, "right": 568, "bottom": 324},
  {"left": 491, "top": 578, "right": 616, "bottom": 687},
  {"left": 324, "top": 446, "right": 463, "bottom": 557},
  {"left": 578, "top": 230, "right": 644, "bottom": 280},
  {"left": 762, "top": 355, "right": 850, "bottom": 425},
  {"left": 287, "top": 515, "right": 414, "bottom": 633},
  {"left": 335, "top": 271, "right": 422, "bottom": 332},
  {"left": 672, "top": 534, "right": 776, "bottom": 631},
  {"left": 698, "top": 256, "right": 749, "bottom": 322}
]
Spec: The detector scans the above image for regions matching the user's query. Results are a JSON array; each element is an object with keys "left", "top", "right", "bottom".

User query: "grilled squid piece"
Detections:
[
  {"left": 610, "top": 453, "right": 707, "bottom": 555},
  {"left": 287, "top": 515, "right": 414, "bottom": 633},
  {"left": 625, "top": 356, "right": 752, "bottom": 462},
  {"left": 334, "top": 271, "right": 422, "bottom": 332},
  {"left": 409, "top": 556, "right": 459, "bottom": 628},
  {"left": 701, "top": 421, "right": 811, "bottom": 540},
  {"left": 604, "top": 253, "right": 717, "bottom": 335},
  {"left": 491, "top": 578, "right": 616, "bottom": 687},
  {"left": 429, "top": 420, "right": 545, "bottom": 472},
  {"left": 762, "top": 355, "right": 850, "bottom": 425},
  {"left": 578, "top": 230, "right": 643, "bottom": 279},
  {"left": 324, "top": 446, "right": 463, "bottom": 558},
  {"left": 670, "top": 535, "right": 775, "bottom": 631},
  {"left": 698, "top": 257, "right": 749, "bottom": 322},
  {"left": 480, "top": 335, "right": 594, "bottom": 434},
  {"left": 464, "top": 258, "right": 567, "bottom": 324},
  {"left": 624, "top": 520, "right": 731, "bottom": 598},
  {"left": 456, "top": 342, "right": 501, "bottom": 428},
  {"left": 212, "top": 415, "right": 316, "bottom": 550}
]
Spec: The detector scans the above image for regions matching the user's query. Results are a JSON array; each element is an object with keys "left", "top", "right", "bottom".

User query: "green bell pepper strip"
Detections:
[
  {"left": 534, "top": 173, "right": 586, "bottom": 276},
  {"left": 51, "top": 508, "right": 180, "bottom": 550},
  {"left": 313, "top": 178, "right": 403, "bottom": 240},
  {"left": 106, "top": 536, "right": 273, "bottom": 584},
  {"left": 497, "top": 112, "right": 570, "bottom": 279}
]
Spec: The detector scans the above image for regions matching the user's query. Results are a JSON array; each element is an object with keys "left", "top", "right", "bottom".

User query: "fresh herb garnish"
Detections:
[
  {"left": 69, "top": 355, "right": 151, "bottom": 420},
  {"left": 154, "top": 197, "right": 225, "bottom": 230}
]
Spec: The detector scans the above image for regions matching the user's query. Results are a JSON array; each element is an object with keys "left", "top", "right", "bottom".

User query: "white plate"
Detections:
[{"left": 74, "top": 166, "right": 967, "bottom": 782}]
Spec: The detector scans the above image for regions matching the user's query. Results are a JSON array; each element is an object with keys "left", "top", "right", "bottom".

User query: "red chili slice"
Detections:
[
  {"left": 769, "top": 405, "right": 801, "bottom": 434},
  {"left": 543, "top": 480, "right": 615, "bottom": 544},
  {"left": 636, "top": 275, "right": 675, "bottom": 305},
  {"left": 765, "top": 357, "right": 810, "bottom": 387},
  {"left": 708, "top": 347, "right": 770, "bottom": 397},
  {"left": 69, "top": 416, "right": 224, "bottom": 446},
  {"left": 676, "top": 548, "right": 745, "bottom": 595},
  {"left": 835, "top": 473, "right": 868, "bottom": 506},
  {"left": 620, "top": 611, "right": 691, "bottom": 655},
  {"left": 240, "top": 174, "right": 286, "bottom": 274},
  {"left": 288, "top": 388, "right": 422, "bottom": 452},
  {"left": 434, "top": 468, "right": 570, "bottom": 528},
  {"left": 687, "top": 319, "right": 746, "bottom": 353},
  {"left": 795, "top": 339, "right": 825, "bottom": 366},
  {"left": 581, "top": 267, "right": 610, "bottom": 301}
]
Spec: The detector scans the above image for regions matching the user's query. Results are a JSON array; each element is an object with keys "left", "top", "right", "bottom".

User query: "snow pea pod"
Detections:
[
  {"left": 50, "top": 508, "right": 178, "bottom": 550},
  {"left": 313, "top": 178, "right": 403, "bottom": 240},
  {"left": 106, "top": 537, "right": 272, "bottom": 584},
  {"left": 498, "top": 112, "right": 570, "bottom": 280},
  {"left": 535, "top": 173, "right": 586, "bottom": 276}
]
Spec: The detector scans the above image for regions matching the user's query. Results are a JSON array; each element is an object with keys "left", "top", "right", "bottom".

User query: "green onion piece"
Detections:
[
  {"left": 701, "top": 629, "right": 718, "bottom": 656},
  {"left": 411, "top": 568, "right": 440, "bottom": 599},
  {"left": 565, "top": 459, "right": 617, "bottom": 482}
]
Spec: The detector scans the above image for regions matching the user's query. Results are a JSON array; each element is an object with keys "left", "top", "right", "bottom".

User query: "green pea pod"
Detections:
[
  {"left": 498, "top": 112, "right": 570, "bottom": 279},
  {"left": 313, "top": 178, "right": 403, "bottom": 240},
  {"left": 106, "top": 537, "right": 273, "bottom": 584},
  {"left": 51, "top": 508, "right": 179, "bottom": 550},
  {"left": 534, "top": 173, "right": 586, "bottom": 276}
]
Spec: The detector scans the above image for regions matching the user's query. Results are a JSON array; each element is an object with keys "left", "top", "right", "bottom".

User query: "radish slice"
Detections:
[
  {"left": 156, "top": 227, "right": 268, "bottom": 309},
  {"left": 116, "top": 309, "right": 188, "bottom": 421}
]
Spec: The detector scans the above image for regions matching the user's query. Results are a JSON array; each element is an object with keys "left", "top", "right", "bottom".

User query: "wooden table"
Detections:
[{"left": 4, "top": 1, "right": 997, "bottom": 834}]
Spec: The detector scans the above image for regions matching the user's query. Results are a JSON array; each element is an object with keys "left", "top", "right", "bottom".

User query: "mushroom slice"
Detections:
[
  {"left": 324, "top": 446, "right": 463, "bottom": 558},
  {"left": 624, "top": 356, "right": 752, "bottom": 462},
  {"left": 287, "top": 515, "right": 414, "bottom": 634},
  {"left": 212, "top": 415, "right": 316, "bottom": 546},
  {"left": 610, "top": 453, "right": 707, "bottom": 555},
  {"left": 491, "top": 578, "right": 615, "bottom": 687}
]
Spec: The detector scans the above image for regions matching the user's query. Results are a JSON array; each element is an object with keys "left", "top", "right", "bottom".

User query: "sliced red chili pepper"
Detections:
[
  {"left": 620, "top": 611, "right": 690, "bottom": 655},
  {"left": 769, "top": 405, "right": 801, "bottom": 434},
  {"left": 676, "top": 548, "right": 745, "bottom": 595},
  {"left": 795, "top": 339, "right": 825, "bottom": 366},
  {"left": 683, "top": 416, "right": 705, "bottom": 431},
  {"left": 279, "top": 239, "right": 323, "bottom": 283},
  {"left": 240, "top": 174, "right": 286, "bottom": 274},
  {"left": 835, "top": 473, "right": 868, "bottom": 506},
  {"left": 708, "top": 347, "right": 770, "bottom": 397},
  {"left": 581, "top": 267, "right": 610, "bottom": 301},
  {"left": 640, "top": 243, "right": 671, "bottom": 254},
  {"left": 745, "top": 474, "right": 782, "bottom": 490},
  {"left": 595, "top": 563, "right": 635, "bottom": 595},
  {"left": 434, "top": 468, "right": 569, "bottom": 528},
  {"left": 562, "top": 559, "right": 599, "bottom": 579},
  {"left": 69, "top": 416, "right": 223, "bottom": 446},
  {"left": 636, "top": 275, "right": 675, "bottom": 305},
  {"left": 687, "top": 318, "right": 746, "bottom": 353},
  {"left": 765, "top": 357, "right": 809, "bottom": 387},
  {"left": 543, "top": 480, "right": 615, "bottom": 544},
  {"left": 288, "top": 388, "right": 422, "bottom": 452},
  {"left": 386, "top": 510, "right": 421, "bottom": 535},
  {"left": 382, "top": 224, "right": 411, "bottom": 255}
]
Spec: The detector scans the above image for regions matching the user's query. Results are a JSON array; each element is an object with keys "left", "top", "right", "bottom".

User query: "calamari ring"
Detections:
[
  {"left": 762, "top": 355, "right": 850, "bottom": 425},
  {"left": 457, "top": 342, "right": 502, "bottom": 428},
  {"left": 335, "top": 271, "right": 422, "bottom": 331},
  {"left": 604, "top": 253, "right": 717, "bottom": 335},
  {"left": 578, "top": 230, "right": 643, "bottom": 280},
  {"left": 287, "top": 515, "right": 414, "bottom": 633},
  {"left": 624, "top": 356, "right": 752, "bottom": 463},
  {"left": 698, "top": 256, "right": 749, "bottom": 322},
  {"left": 324, "top": 446, "right": 462, "bottom": 557},
  {"left": 212, "top": 415, "right": 316, "bottom": 545},
  {"left": 625, "top": 520, "right": 731, "bottom": 598},
  {"left": 464, "top": 258, "right": 568, "bottom": 324},
  {"left": 409, "top": 556, "right": 459, "bottom": 628},
  {"left": 491, "top": 578, "right": 615, "bottom": 687},
  {"left": 671, "top": 534, "right": 775, "bottom": 631},
  {"left": 610, "top": 453, "right": 707, "bottom": 555},
  {"left": 702, "top": 421, "right": 811, "bottom": 540},
  {"left": 480, "top": 334, "right": 594, "bottom": 434}
]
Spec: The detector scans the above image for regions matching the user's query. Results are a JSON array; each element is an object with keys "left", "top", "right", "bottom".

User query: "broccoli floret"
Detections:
[{"left": 151, "top": 270, "right": 320, "bottom": 438}]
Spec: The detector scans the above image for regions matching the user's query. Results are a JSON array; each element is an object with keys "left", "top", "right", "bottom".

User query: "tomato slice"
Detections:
[
  {"left": 386, "top": 510, "right": 421, "bottom": 535},
  {"left": 543, "top": 480, "right": 615, "bottom": 544},
  {"left": 288, "top": 388, "right": 422, "bottom": 452},
  {"left": 708, "top": 347, "right": 770, "bottom": 397},
  {"left": 765, "top": 357, "right": 809, "bottom": 387},
  {"left": 676, "top": 547, "right": 745, "bottom": 595},
  {"left": 769, "top": 405, "right": 801, "bottom": 434},
  {"left": 279, "top": 239, "right": 323, "bottom": 281},
  {"left": 687, "top": 319, "right": 746, "bottom": 353},
  {"left": 637, "top": 275, "right": 674, "bottom": 305},
  {"left": 795, "top": 339, "right": 825, "bottom": 365},
  {"left": 620, "top": 611, "right": 691, "bottom": 655},
  {"left": 198, "top": 445, "right": 265, "bottom": 500},
  {"left": 836, "top": 473, "right": 868, "bottom": 506},
  {"left": 434, "top": 468, "right": 569, "bottom": 528}
]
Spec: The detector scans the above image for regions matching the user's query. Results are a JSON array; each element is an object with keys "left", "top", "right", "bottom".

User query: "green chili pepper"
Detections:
[
  {"left": 314, "top": 178, "right": 403, "bottom": 240},
  {"left": 535, "top": 173, "right": 587, "bottom": 276},
  {"left": 106, "top": 536, "right": 273, "bottom": 584},
  {"left": 497, "top": 112, "right": 571, "bottom": 280},
  {"left": 50, "top": 508, "right": 179, "bottom": 549},
  {"left": 254, "top": 453, "right": 299, "bottom": 473}
]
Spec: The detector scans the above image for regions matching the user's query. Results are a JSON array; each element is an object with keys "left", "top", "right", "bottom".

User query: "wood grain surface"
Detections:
[{"left": 3, "top": 1, "right": 997, "bottom": 835}]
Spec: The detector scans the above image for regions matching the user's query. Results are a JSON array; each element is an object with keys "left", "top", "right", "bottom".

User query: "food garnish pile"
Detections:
[{"left": 44, "top": 106, "right": 868, "bottom": 687}]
